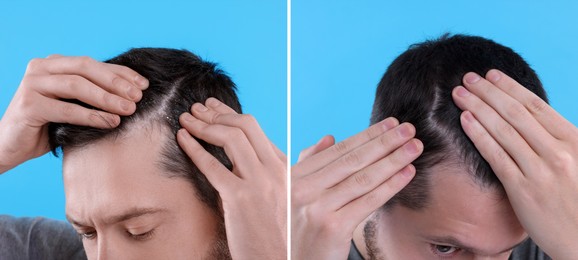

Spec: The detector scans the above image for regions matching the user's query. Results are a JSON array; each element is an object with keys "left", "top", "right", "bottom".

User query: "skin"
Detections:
[
  {"left": 291, "top": 118, "right": 424, "bottom": 259},
  {"left": 352, "top": 164, "right": 527, "bottom": 260},
  {"left": 292, "top": 69, "right": 578, "bottom": 259},
  {"left": 0, "top": 55, "right": 148, "bottom": 173},
  {"left": 453, "top": 70, "right": 578, "bottom": 259},
  {"left": 1, "top": 55, "right": 287, "bottom": 259},
  {"left": 63, "top": 124, "right": 221, "bottom": 259},
  {"left": 177, "top": 98, "right": 287, "bottom": 260}
]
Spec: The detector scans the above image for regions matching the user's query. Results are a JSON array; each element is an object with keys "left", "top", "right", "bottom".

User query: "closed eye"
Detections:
[{"left": 127, "top": 229, "right": 155, "bottom": 241}]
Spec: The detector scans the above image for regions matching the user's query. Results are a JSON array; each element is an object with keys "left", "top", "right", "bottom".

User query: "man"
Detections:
[
  {"left": 0, "top": 48, "right": 286, "bottom": 259},
  {"left": 292, "top": 34, "right": 578, "bottom": 259}
]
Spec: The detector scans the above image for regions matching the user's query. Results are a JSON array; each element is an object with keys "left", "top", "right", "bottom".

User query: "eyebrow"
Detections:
[
  {"left": 66, "top": 207, "right": 169, "bottom": 227},
  {"left": 426, "top": 235, "right": 530, "bottom": 255}
]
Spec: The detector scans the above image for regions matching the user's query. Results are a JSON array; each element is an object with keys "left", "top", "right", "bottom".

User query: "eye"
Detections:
[
  {"left": 77, "top": 230, "right": 97, "bottom": 240},
  {"left": 430, "top": 244, "right": 461, "bottom": 257},
  {"left": 127, "top": 229, "right": 155, "bottom": 241}
]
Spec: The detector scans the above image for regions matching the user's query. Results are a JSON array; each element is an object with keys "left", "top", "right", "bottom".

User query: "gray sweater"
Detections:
[
  {"left": 0, "top": 215, "right": 86, "bottom": 260},
  {"left": 348, "top": 239, "right": 551, "bottom": 260}
]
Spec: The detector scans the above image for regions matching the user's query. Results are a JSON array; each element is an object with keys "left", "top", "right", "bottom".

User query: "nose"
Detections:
[{"left": 96, "top": 236, "right": 108, "bottom": 260}]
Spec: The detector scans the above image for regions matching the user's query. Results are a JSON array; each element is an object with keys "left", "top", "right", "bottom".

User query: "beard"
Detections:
[
  {"left": 204, "top": 221, "right": 232, "bottom": 260},
  {"left": 363, "top": 215, "right": 385, "bottom": 260}
]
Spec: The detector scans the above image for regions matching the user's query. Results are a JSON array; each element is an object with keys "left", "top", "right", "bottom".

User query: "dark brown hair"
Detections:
[
  {"left": 48, "top": 48, "right": 241, "bottom": 215},
  {"left": 371, "top": 34, "right": 548, "bottom": 210}
]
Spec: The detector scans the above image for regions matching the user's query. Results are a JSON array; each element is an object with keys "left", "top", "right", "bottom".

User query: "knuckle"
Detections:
[
  {"left": 551, "top": 151, "right": 573, "bottom": 172},
  {"left": 99, "top": 90, "right": 113, "bottom": 108},
  {"left": 496, "top": 122, "right": 517, "bottom": 139},
  {"left": 493, "top": 147, "right": 511, "bottom": 163},
  {"left": 527, "top": 97, "right": 548, "bottom": 115},
  {"left": 388, "top": 149, "right": 407, "bottom": 166},
  {"left": 26, "top": 58, "right": 45, "bottom": 73},
  {"left": 209, "top": 111, "right": 222, "bottom": 124},
  {"left": 341, "top": 151, "right": 362, "bottom": 168},
  {"left": 353, "top": 170, "right": 372, "bottom": 187},
  {"left": 206, "top": 156, "right": 223, "bottom": 172},
  {"left": 62, "top": 75, "right": 82, "bottom": 90},
  {"left": 77, "top": 56, "right": 95, "bottom": 68},
  {"left": 60, "top": 102, "right": 76, "bottom": 118},
  {"left": 228, "top": 128, "right": 246, "bottom": 140},
  {"left": 16, "top": 88, "right": 36, "bottom": 109},
  {"left": 240, "top": 114, "right": 257, "bottom": 124},
  {"left": 239, "top": 114, "right": 258, "bottom": 128},
  {"left": 378, "top": 132, "right": 392, "bottom": 147},
  {"left": 364, "top": 191, "right": 381, "bottom": 208},
  {"left": 333, "top": 141, "right": 350, "bottom": 156},
  {"left": 88, "top": 111, "right": 117, "bottom": 127},
  {"left": 505, "top": 102, "right": 527, "bottom": 119},
  {"left": 364, "top": 125, "right": 381, "bottom": 140}
]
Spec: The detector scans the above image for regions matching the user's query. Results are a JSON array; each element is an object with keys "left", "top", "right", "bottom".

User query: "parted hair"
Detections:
[
  {"left": 371, "top": 34, "right": 548, "bottom": 210},
  {"left": 48, "top": 48, "right": 242, "bottom": 215}
]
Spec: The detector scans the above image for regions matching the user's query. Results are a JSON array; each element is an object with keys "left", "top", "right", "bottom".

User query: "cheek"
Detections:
[{"left": 377, "top": 214, "right": 434, "bottom": 259}]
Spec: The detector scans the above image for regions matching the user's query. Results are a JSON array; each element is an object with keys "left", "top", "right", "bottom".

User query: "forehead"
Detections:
[
  {"left": 61, "top": 124, "right": 192, "bottom": 218},
  {"left": 387, "top": 163, "right": 526, "bottom": 253}
]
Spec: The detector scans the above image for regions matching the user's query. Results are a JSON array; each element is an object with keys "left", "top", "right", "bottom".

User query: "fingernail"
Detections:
[
  {"left": 401, "top": 165, "right": 414, "bottom": 177},
  {"left": 178, "top": 128, "right": 190, "bottom": 137},
  {"left": 456, "top": 86, "right": 470, "bottom": 97},
  {"left": 486, "top": 69, "right": 501, "bottom": 82},
  {"left": 127, "top": 87, "right": 141, "bottom": 101},
  {"left": 464, "top": 73, "right": 481, "bottom": 84},
  {"left": 463, "top": 111, "right": 475, "bottom": 123},
  {"left": 182, "top": 113, "right": 195, "bottom": 122},
  {"left": 193, "top": 103, "right": 208, "bottom": 112},
  {"left": 404, "top": 140, "right": 420, "bottom": 154},
  {"left": 206, "top": 97, "right": 220, "bottom": 107},
  {"left": 135, "top": 75, "right": 149, "bottom": 88},
  {"left": 396, "top": 124, "right": 413, "bottom": 138},
  {"left": 121, "top": 100, "right": 133, "bottom": 111}
]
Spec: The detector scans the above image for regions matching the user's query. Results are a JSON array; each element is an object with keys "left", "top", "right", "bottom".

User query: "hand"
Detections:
[
  {"left": 452, "top": 69, "right": 578, "bottom": 259},
  {"left": 0, "top": 55, "right": 149, "bottom": 173},
  {"left": 177, "top": 97, "right": 287, "bottom": 260},
  {"left": 291, "top": 118, "right": 423, "bottom": 260}
]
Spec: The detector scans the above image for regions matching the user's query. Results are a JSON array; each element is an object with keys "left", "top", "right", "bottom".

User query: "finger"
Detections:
[
  {"left": 298, "top": 135, "right": 335, "bottom": 162},
  {"left": 176, "top": 129, "right": 237, "bottom": 191},
  {"left": 205, "top": 97, "right": 239, "bottom": 114},
  {"left": 270, "top": 141, "right": 287, "bottom": 163},
  {"left": 457, "top": 72, "right": 556, "bottom": 156},
  {"left": 292, "top": 117, "right": 399, "bottom": 175},
  {"left": 337, "top": 164, "right": 416, "bottom": 229},
  {"left": 28, "top": 56, "right": 148, "bottom": 102},
  {"left": 46, "top": 54, "right": 63, "bottom": 59},
  {"left": 303, "top": 123, "right": 416, "bottom": 190},
  {"left": 104, "top": 63, "right": 150, "bottom": 90},
  {"left": 36, "top": 97, "right": 120, "bottom": 128},
  {"left": 460, "top": 111, "right": 525, "bottom": 183},
  {"left": 452, "top": 86, "right": 540, "bottom": 170},
  {"left": 203, "top": 98, "right": 287, "bottom": 162},
  {"left": 35, "top": 74, "right": 136, "bottom": 116},
  {"left": 179, "top": 113, "right": 260, "bottom": 175},
  {"left": 485, "top": 69, "right": 576, "bottom": 140},
  {"left": 324, "top": 138, "right": 423, "bottom": 210},
  {"left": 191, "top": 103, "right": 277, "bottom": 163}
]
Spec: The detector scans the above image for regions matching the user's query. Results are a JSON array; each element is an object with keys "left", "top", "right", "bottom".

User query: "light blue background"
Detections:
[
  {"left": 292, "top": 1, "right": 578, "bottom": 164},
  {"left": 0, "top": 0, "right": 286, "bottom": 220}
]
